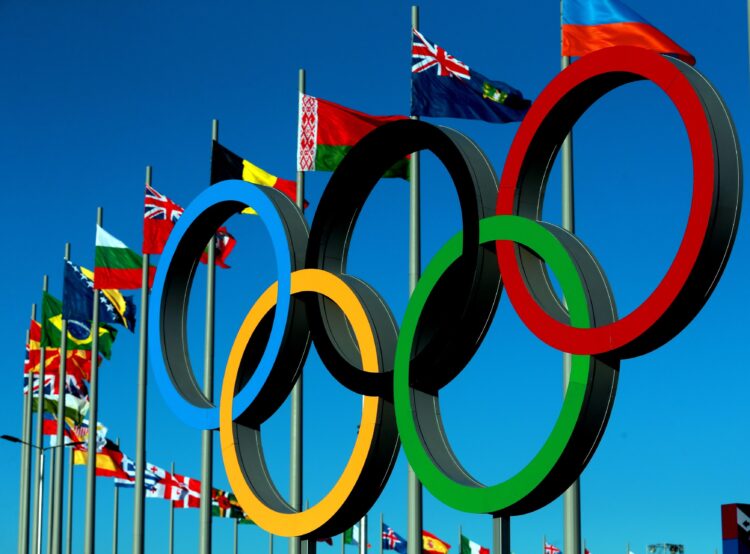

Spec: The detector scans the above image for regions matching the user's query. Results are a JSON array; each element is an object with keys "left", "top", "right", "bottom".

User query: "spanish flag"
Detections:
[
  {"left": 210, "top": 141, "right": 308, "bottom": 213},
  {"left": 423, "top": 531, "right": 451, "bottom": 554}
]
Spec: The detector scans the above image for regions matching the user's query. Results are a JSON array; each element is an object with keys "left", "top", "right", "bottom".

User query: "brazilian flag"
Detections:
[{"left": 41, "top": 292, "right": 116, "bottom": 359}]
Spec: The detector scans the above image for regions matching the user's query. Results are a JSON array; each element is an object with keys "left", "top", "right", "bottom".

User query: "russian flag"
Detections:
[{"left": 563, "top": 0, "right": 695, "bottom": 65}]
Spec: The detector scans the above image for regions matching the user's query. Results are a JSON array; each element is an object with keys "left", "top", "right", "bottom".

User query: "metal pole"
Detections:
[
  {"left": 51, "top": 243, "right": 71, "bottom": 554},
  {"left": 407, "top": 9, "right": 423, "bottom": 554},
  {"left": 233, "top": 518, "right": 238, "bottom": 554},
  {"left": 64, "top": 451, "right": 73, "bottom": 554},
  {"left": 458, "top": 525, "right": 461, "bottom": 554},
  {"left": 199, "top": 121, "right": 218, "bottom": 554},
  {"left": 168, "top": 462, "right": 175, "bottom": 554},
  {"left": 19, "top": 303, "right": 36, "bottom": 554},
  {"left": 341, "top": 532, "right": 345, "bottom": 554},
  {"left": 36, "top": 449, "right": 46, "bottom": 554},
  {"left": 132, "top": 166, "right": 151, "bottom": 554},
  {"left": 112, "top": 438, "right": 119, "bottom": 554},
  {"left": 290, "top": 67, "right": 305, "bottom": 554},
  {"left": 84, "top": 207, "right": 103, "bottom": 554},
  {"left": 46, "top": 448, "right": 55, "bottom": 554},
  {"left": 270, "top": 534, "right": 274, "bottom": 554},
  {"left": 359, "top": 515, "right": 367, "bottom": 554},
  {"left": 32, "top": 276, "right": 49, "bottom": 554},
  {"left": 379, "top": 513, "right": 383, "bottom": 554},
  {"left": 493, "top": 517, "right": 510, "bottom": 554},
  {"left": 560, "top": 4, "right": 580, "bottom": 554}
]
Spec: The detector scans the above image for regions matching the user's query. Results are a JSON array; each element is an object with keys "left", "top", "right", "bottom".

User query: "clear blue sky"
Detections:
[{"left": 1, "top": 0, "right": 748, "bottom": 553}]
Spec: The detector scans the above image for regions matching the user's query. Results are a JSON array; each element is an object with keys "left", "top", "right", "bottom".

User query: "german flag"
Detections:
[{"left": 210, "top": 141, "right": 308, "bottom": 213}]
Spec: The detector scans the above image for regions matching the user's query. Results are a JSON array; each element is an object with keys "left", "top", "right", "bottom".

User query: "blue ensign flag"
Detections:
[{"left": 410, "top": 29, "right": 531, "bottom": 123}]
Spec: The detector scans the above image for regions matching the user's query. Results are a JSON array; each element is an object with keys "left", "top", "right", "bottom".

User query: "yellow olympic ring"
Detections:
[{"left": 220, "top": 269, "right": 385, "bottom": 537}]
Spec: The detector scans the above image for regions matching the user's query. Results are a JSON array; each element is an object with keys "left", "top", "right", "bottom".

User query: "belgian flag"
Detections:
[{"left": 210, "top": 141, "right": 308, "bottom": 213}]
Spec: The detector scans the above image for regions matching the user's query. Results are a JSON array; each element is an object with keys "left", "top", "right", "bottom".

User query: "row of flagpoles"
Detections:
[{"left": 11, "top": 1, "right": 698, "bottom": 553}]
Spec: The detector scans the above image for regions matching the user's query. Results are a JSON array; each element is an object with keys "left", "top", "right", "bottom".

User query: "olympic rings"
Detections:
[
  {"left": 496, "top": 46, "right": 742, "bottom": 358},
  {"left": 149, "top": 46, "right": 742, "bottom": 537},
  {"left": 220, "top": 269, "right": 399, "bottom": 538},
  {"left": 149, "top": 180, "right": 309, "bottom": 430},
  {"left": 394, "top": 215, "right": 617, "bottom": 516}
]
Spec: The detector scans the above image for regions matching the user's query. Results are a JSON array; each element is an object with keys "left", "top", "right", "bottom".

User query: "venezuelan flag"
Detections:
[{"left": 562, "top": 0, "right": 695, "bottom": 65}]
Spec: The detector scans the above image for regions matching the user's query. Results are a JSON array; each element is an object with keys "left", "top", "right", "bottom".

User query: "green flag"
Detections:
[
  {"left": 41, "top": 292, "right": 116, "bottom": 359},
  {"left": 344, "top": 525, "right": 359, "bottom": 545}
]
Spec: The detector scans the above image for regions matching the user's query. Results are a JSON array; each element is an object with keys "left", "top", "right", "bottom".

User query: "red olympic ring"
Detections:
[{"left": 497, "top": 46, "right": 742, "bottom": 358}]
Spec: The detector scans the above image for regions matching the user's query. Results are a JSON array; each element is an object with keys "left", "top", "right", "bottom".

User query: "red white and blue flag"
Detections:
[
  {"left": 545, "top": 543, "right": 562, "bottom": 554},
  {"left": 411, "top": 29, "right": 530, "bottom": 123},
  {"left": 382, "top": 522, "right": 407, "bottom": 554},
  {"left": 142, "top": 184, "right": 237, "bottom": 267},
  {"left": 562, "top": 0, "right": 694, "bottom": 65}
]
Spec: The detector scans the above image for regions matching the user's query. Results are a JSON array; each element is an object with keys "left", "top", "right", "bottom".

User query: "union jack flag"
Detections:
[
  {"left": 412, "top": 28, "right": 470, "bottom": 79},
  {"left": 145, "top": 184, "right": 184, "bottom": 223},
  {"left": 142, "top": 185, "right": 184, "bottom": 255}
]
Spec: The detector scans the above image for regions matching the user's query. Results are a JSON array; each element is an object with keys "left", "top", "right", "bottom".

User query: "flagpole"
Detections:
[
  {"left": 233, "top": 518, "right": 238, "bottom": 554},
  {"left": 31, "top": 275, "right": 49, "bottom": 554},
  {"left": 168, "top": 462, "right": 175, "bottom": 554},
  {"left": 359, "top": 514, "right": 367, "bottom": 554},
  {"left": 493, "top": 516, "right": 510, "bottom": 554},
  {"left": 132, "top": 165, "right": 152, "bottom": 554},
  {"left": 560, "top": 3, "right": 581, "bottom": 554},
  {"left": 270, "top": 533, "right": 274, "bottom": 554},
  {"left": 199, "top": 120, "right": 218, "bottom": 554},
  {"left": 407, "top": 9, "right": 423, "bottom": 554},
  {"left": 458, "top": 525, "right": 462, "bottom": 554},
  {"left": 112, "top": 438, "right": 120, "bottom": 554},
  {"left": 290, "top": 67, "right": 305, "bottom": 554},
  {"left": 379, "top": 513, "right": 383, "bottom": 554},
  {"left": 51, "top": 242, "right": 70, "bottom": 554},
  {"left": 341, "top": 532, "right": 345, "bottom": 554},
  {"left": 19, "top": 303, "right": 36, "bottom": 554},
  {"left": 64, "top": 451, "right": 73, "bottom": 554},
  {"left": 84, "top": 207, "right": 103, "bottom": 554},
  {"left": 46, "top": 448, "right": 56, "bottom": 554}
]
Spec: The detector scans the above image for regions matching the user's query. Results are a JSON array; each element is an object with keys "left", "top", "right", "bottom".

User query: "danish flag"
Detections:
[{"left": 412, "top": 28, "right": 470, "bottom": 79}]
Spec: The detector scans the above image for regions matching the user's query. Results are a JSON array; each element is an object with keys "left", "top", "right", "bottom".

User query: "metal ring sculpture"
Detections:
[{"left": 150, "top": 46, "right": 742, "bottom": 538}]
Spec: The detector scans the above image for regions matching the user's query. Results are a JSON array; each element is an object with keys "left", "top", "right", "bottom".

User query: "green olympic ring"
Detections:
[{"left": 395, "top": 215, "right": 610, "bottom": 515}]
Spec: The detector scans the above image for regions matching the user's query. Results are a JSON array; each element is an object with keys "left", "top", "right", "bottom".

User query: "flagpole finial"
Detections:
[{"left": 411, "top": 5, "right": 418, "bottom": 29}]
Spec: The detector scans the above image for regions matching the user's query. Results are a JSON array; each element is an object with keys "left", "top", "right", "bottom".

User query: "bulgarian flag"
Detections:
[
  {"left": 210, "top": 141, "right": 308, "bottom": 213},
  {"left": 297, "top": 94, "right": 410, "bottom": 179},
  {"left": 95, "top": 225, "right": 155, "bottom": 289},
  {"left": 460, "top": 535, "right": 489, "bottom": 554}
]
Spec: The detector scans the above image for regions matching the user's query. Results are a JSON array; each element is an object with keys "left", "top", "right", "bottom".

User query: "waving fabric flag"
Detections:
[
  {"left": 411, "top": 29, "right": 530, "bottom": 123},
  {"left": 95, "top": 225, "right": 155, "bottom": 289},
  {"left": 343, "top": 524, "right": 359, "bottom": 546},
  {"left": 62, "top": 261, "right": 137, "bottom": 331},
  {"left": 42, "top": 291, "right": 117, "bottom": 359},
  {"left": 545, "top": 543, "right": 562, "bottom": 554},
  {"left": 562, "top": 0, "right": 695, "bottom": 65},
  {"left": 423, "top": 531, "right": 450, "bottom": 554},
  {"left": 297, "top": 94, "right": 409, "bottom": 179},
  {"left": 143, "top": 185, "right": 184, "bottom": 255},
  {"left": 210, "top": 141, "right": 308, "bottom": 213},
  {"left": 460, "top": 535, "right": 489, "bottom": 554},
  {"left": 382, "top": 522, "right": 407, "bottom": 554},
  {"left": 172, "top": 473, "right": 202, "bottom": 508}
]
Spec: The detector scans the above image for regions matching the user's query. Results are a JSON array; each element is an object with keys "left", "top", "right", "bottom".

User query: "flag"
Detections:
[
  {"left": 411, "top": 29, "right": 530, "bottom": 123},
  {"left": 143, "top": 184, "right": 184, "bottom": 255},
  {"left": 545, "top": 543, "right": 561, "bottom": 554},
  {"left": 297, "top": 93, "right": 410, "bottom": 179},
  {"left": 317, "top": 538, "right": 334, "bottom": 546},
  {"left": 423, "top": 531, "right": 450, "bottom": 554},
  {"left": 585, "top": 549, "right": 591, "bottom": 554},
  {"left": 212, "top": 488, "right": 249, "bottom": 519},
  {"left": 62, "top": 261, "right": 136, "bottom": 331},
  {"left": 210, "top": 140, "right": 308, "bottom": 213},
  {"left": 562, "top": 0, "right": 695, "bottom": 65},
  {"left": 722, "top": 504, "right": 750, "bottom": 554},
  {"left": 73, "top": 439, "right": 129, "bottom": 479},
  {"left": 95, "top": 225, "right": 155, "bottom": 289},
  {"left": 460, "top": 535, "right": 488, "bottom": 554},
  {"left": 172, "top": 473, "right": 202, "bottom": 508},
  {"left": 42, "top": 292, "right": 117, "bottom": 359},
  {"left": 382, "top": 523, "right": 407, "bottom": 554},
  {"left": 114, "top": 455, "right": 166, "bottom": 494},
  {"left": 143, "top": 184, "right": 237, "bottom": 268},
  {"left": 199, "top": 226, "right": 237, "bottom": 269},
  {"left": 344, "top": 524, "right": 360, "bottom": 546}
]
